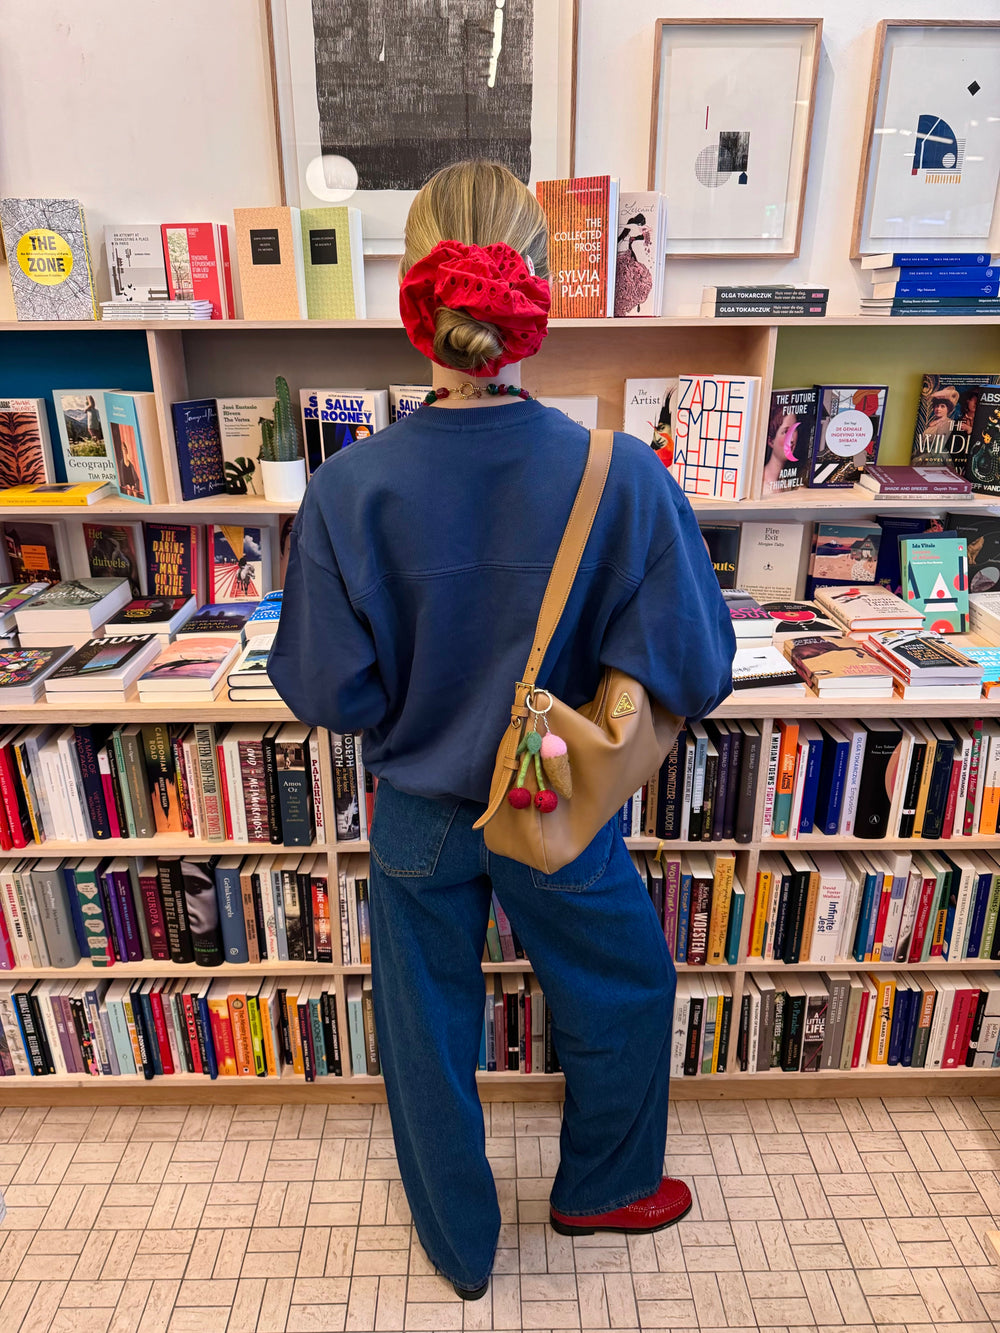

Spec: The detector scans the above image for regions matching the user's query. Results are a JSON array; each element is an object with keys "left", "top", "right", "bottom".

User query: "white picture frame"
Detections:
[
  {"left": 647, "top": 19, "right": 822, "bottom": 259},
  {"left": 266, "top": 0, "right": 577, "bottom": 254},
  {"left": 853, "top": 21, "right": 1000, "bottom": 258}
]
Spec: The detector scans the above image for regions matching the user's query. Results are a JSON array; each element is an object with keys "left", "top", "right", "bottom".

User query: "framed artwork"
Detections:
[
  {"left": 266, "top": 0, "right": 578, "bottom": 253},
  {"left": 852, "top": 21, "right": 1000, "bottom": 258},
  {"left": 647, "top": 19, "right": 822, "bottom": 259}
]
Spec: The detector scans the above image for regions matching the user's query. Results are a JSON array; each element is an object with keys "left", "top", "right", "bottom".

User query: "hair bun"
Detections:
[{"left": 433, "top": 307, "right": 504, "bottom": 373}]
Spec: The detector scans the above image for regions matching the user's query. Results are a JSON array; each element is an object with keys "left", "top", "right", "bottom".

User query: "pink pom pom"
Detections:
[
  {"left": 507, "top": 786, "right": 532, "bottom": 809},
  {"left": 540, "top": 733, "right": 567, "bottom": 759},
  {"left": 535, "top": 789, "right": 558, "bottom": 813}
]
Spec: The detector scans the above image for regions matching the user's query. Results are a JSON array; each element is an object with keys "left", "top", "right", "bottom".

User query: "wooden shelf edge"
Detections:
[{"left": 0, "top": 1065, "right": 993, "bottom": 1105}]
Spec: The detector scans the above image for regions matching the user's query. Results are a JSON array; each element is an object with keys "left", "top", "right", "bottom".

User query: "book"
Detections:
[
  {"left": 0, "top": 647, "right": 75, "bottom": 704},
  {"left": 171, "top": 400, "right": 226, "bottom": 501},
  {"left": 910, "top": 374, "right": 999, "bottom": 472},
  {"left": 299, "top": 389, "right": 389, "bottom": 474},
  {"left": 872, "top": 279, "right": 999, "bottom": 298},
  {"left": 723, "top": 590, "right": 773, "bottom": 645},
  {"left": 215, "top": 398, "right": 273, "bottom": 497},
  {"left": 860, "top": 252, "right": 1000, "bottom": 269},
  {"left": 104, "top": 391, "right": 167, "bottom": 503},
  {"left": 0, "top": 582, "right": 48, "bottom": 631},
  {"left": 535, "top": 175, "right": 618, "bottom": 319},
  {"left": 670, "top": 375, "right": 759, "bottom": 501},
  {"left": 785, "top": 636, "right": 894, "bottom": 697},
  {"left": 52, "top": 390, "right": 119, "bottom": 489},
  {"left": 388, "top": 386, "right": 430, "bottom": 423},
  {"left": 81, "top": 521, "right": 146, "bottom": 597},
  {"left": 864, "top": 629, "right": 983, "bottom": 687},
  {"left": 761, "top": 388, "right": 820, "bottom": 496},
  {"left": 0, "top": 197, "right": 98, "bottom": 320},
  {"left": 762, "top": 600, "right": 843, "bottom": 641},
  {"left": 537, "top": 397, "right": 599, "bottom": 429},
  {"left": 967, "top": 387, "right": 1000, "bottom": 497},
  {"left": 0, "top": 481, "right": 114, "bottom": 507},
  {"left": 299, "top": 206, "right": 366, "bottom": 319},
  {"left": 232, "top": 206, "right": 307, "bottom": 320},
  {"left": 614, "top": 191, "right": 665, "bottom": 317},
  {"left": 815, "top": 586, "right": 925, "bottom": 634},
  {"left": 242, "top": 595, "right": 282, "bottom": 640},
  {"left": 160, "top": 223, "right": 233, "bottom": 318},
  {"left": 176, "top": 603, "right": 253, "bottom": 641},
  {"left": 103, "top": 596, "right": 196, "bottom": 640},
  {"left": 622, "top": 378, "right": 677, "bottom": 461},
  {"left": 731, "top": 646, "right": 806, "bottom": 693},
  {"left": 809, "top": 385, "right": 888, "bottom": 488},
  {"left": 207, "top": 525, "right": 269, "bottom": 603},
  {"left": 946, "top": 513, "right": 1000, "bottom": 593},
  {"left": 144, "top": 524, "right": 202, "bottom": 603},
  {"left": 858, "top": 465, "right": 971, "bottom": 495},
  {"left": 227, "top": 636, "right": 276, "bottom": 688},
  {"left": 137, "top": 636, "right": 239, "bottom": 699},
  {"left": 1, "top": 520, "right": 69, "bottom": 584},
  {"left": 808, "top": 523, "right": 881, "bottom": 599},
  {"left": 899, "top": 534, "right": 969, "bottom": 633},
  {"left": 14, "top": 578, "right": 131, "bottom": 633},
  {"left": 699, "top": 525, "right": 739, "bottom": 589},
  {"left": 104, "top": 226, "right": 170, "bottom": 302},
  {"left": 44, "top": 635, "right": 160, "bottom": 695},
  {"left": 736, "top": 523, "right": 808, "bottom": 603},
  {"left": 0, "top": 399, "right": 55, "bottom": 487}
]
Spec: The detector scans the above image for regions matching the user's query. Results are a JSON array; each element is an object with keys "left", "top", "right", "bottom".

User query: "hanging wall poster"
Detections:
[
  {"left": 648, "top": 20, "right": 821, "bottom": 258},
  {"left": 267, "top": 0, "right": 577, "bottom": 248},
  {"left": 853, "top": 22, "right": 1000, "bottom": 256}
]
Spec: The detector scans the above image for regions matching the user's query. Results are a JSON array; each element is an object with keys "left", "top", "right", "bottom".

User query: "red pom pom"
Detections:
[
  {"left": 535, "top": 789, "right": 558, "bottom": 813},
  {"left": 507, "top": 786, "right": 532, "bottom": 809}
]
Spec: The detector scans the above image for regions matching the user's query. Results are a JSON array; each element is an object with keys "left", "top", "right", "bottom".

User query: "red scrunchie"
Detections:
[{"left": 399, "top": 240, "right": 550, "bottom": 377}]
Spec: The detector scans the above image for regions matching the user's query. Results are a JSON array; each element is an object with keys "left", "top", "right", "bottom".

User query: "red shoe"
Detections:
[{"left": 549, "top": 1177, "right": 692, "bottom": 1236}]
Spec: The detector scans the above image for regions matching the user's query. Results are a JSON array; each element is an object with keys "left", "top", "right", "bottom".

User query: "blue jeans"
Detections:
[{"left": 368, "top": 780, "right": 676, "bottom": 1290}]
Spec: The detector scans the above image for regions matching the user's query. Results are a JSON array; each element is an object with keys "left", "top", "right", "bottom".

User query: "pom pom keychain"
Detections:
[
  {"left": 506, "top": 726, "right": 560, "bottom": 813},
  {"left": 540, "top": 731, "right": 572, "bottom": 798}
]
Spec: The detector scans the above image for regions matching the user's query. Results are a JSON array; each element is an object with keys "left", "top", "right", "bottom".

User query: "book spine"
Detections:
[
  {"left": 73, "top": 727, "right": 111, "bottom": 839},
  {"left": 276, "top": 750, "right": 314, "bottom": 847},
  {"left": 734, "top": 730, "right": 760, "bottom": 843},
  {"left": 193, "top": 723, "right": 225, "bottom": 841},
  {"left": 120, "top": 731, "right": 154, "bottom": 837},
  {"left": 686, "top": 877, "right": 712, "bottom": 967},
  {"left": 260, "top": 729, "right": 283, "bottom": 844},
  {"left": 331, "top": 733, "right": 361, "bottom": 842},
  {"left": 216, "top": 863, "right": 249, "bottom": 965},
  {"left": 171, "top": 734, "right": 194, "bottom": 837},
  {"left": 308, "top": 732, "right": 326, "bottom": 844},
  {"left": 0, "top": 742, "right": 29, "bottom": 848},
  {"left": 760, "top": 729, "right": 781, "bottom": 838},
  {"left": 239, "top": 740, "right": 270, "bottom": 842}
]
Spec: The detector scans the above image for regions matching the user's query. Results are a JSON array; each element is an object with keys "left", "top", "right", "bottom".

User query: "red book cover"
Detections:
[
  {"left": 0, "top": 741, "right": 27, "bottom": 849},
  {"left": 137, "top": 865, "right": 171, "bottom": 962},
  {"left": 871, "top": 879, "right": 893, "bottom": 959},
  {"left": 207, "top": 998, "right": 237, "bottom": 1076},
  {"left": 0, "top": 769, "right": 11, "bottom": 851},
  {"left": 218, "top": 224, "right": 235, "bottom": 319},
  {"left": 181, "top": 992, "right": 203, "bottom": 1075},
  {"left": 907, "top": 873, "right": 939, "bottom": 962},
  {"left": 964, "top": 720, "right": 985, "bottom": 836},
  {"left": 99, "top": 754, "right": 121, "bottom": 839},
  {"left": 535, "top": 176, "right": 614, "bottom": 318},
  {"left": 149, "top": 988, "right": 175, "bottom": 1075},
  {"left": 942, "top": 987, "right": 980, "bottom": 1068},
  {"left": 216, "top": 739, "right": 234, "bottom": 841},
  {"left": 161, "top": 223, "right": 228, "bottom": 319},
  {"left": 941, "top": 757, "right": 963, "bottom": 839},
  {"left": 851, "top": 990, "right": 871, "bottom": 1068},
  {"left": 171, "top": 734, "right": 194, "bottom": 836},
  {"left": 238, "top": 739, "right": 270, "bottom": 842},
  {"left": 144, "top": 523, "right": 201, "bottom": 602}
]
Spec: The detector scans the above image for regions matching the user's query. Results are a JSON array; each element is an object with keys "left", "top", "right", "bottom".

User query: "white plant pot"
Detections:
[{"left": 261, "top": 458, "right": 307, "bottom": 505}]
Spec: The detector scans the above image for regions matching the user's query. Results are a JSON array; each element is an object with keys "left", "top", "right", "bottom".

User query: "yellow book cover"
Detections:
[
  {"left": 284, "top": 985, "right": 304, "bottom": 1076},
  {"left": 300, "top": 207, "right": 365, "bottom": 319},
  {"left": 749, "top": 868, "right": 771, "bottom": 957},
  {"left": 799, "top": 868, "right": 821, "bottom": 963},
  {"left": 706, "top": 854, "right": 735, "bottom": 964},
  {"left": 867, "top": 973, "right": 896, "bottom": 1064},
  {"left": 258, "top": 984, "right": 279, "bottom": 1077},
  {"left": 246, "top": 996, "right": 267, "bottom": 1076},
  {"left": 233, "top": 206, "right": 306, "bottom": 320},
  {"left": 710, "top": 993, "right": 724, "bottom": 1072},
  {"left": 0, "top": 481, "right": 113, "bottom": 505},
  {"left": 912, "top": 731, "right": 937, "bottom": 835},
  {"left": 226, "top": 988, "right": 255, "bottom": 1076}
]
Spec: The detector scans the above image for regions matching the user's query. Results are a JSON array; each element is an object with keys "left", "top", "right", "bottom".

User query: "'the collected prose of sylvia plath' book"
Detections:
[{"left": 535, "top": 176, "right": 618, "bottom": 319}]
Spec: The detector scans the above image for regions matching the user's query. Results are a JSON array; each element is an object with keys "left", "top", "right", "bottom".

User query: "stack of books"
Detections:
[
  {"left": 701, "top": 286, "right": 828, "bottom": 319},
  {"left": 100, "top": 300, "right": 214, "bottom": 321},
  {"left": 859, "top": 251, "right": 1000, "bottom": 318},
  {"left": 227, "top": 633, "right": 281, "bottom": 702}
]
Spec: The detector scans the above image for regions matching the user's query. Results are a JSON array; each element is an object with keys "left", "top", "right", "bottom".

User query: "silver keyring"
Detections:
[{"left": 526, "top": 689, "right": 553, "bottom": 715}]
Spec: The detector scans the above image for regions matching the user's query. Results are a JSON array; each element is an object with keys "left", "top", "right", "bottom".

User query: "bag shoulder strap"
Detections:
[{"left": 521, "top": 428, "right": 614, "bottom": 688}]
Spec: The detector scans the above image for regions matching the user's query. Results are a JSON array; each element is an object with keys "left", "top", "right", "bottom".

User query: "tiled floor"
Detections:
[{"left": 0, "top": 1097, "right": 998, "bottom": 1333}]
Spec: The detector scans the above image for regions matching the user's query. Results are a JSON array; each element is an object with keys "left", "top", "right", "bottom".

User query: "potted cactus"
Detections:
[{"left": 259, "top": 375, "right": 307, "bottom": 504}]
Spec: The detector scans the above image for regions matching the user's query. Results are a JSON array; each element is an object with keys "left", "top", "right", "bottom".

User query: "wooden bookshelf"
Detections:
[{"left": 3, "top": 314, "right": 1000, "bottom": 1104}]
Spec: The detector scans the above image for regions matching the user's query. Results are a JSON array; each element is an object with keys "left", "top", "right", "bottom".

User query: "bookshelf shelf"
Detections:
[{"left": 4, "top": 315, "right": 1000, "bottom": 1106}]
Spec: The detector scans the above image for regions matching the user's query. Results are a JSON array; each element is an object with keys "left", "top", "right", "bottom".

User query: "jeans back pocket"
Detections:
[
  {"left": 370, "top": 781, "right": 459, "bottom": 878},
  {"left": 529, "top": 820, "right": 615, "bottom": 892}
]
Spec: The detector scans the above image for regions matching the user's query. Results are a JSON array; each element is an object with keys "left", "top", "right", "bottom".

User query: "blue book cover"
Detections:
[
  {"left": 900, "top": 985, "right": 921, "bottom": 1066},
  {"left": 61, "top": 865, "right": 91, "bottom": 960},
  {"left": 725, "top": 884, "right": 745, "bottom": 965},
  {"left": 104, "top": 392, "right": 155, "bottom": 504},
  {"left": 874, "top": 515, "right": 938, "bottom": 596},
  {"left": 196, "top": 992, "right": 219, "bottom": 1078},
  {"left": 214, "top": 861, "right": 248, "bottom": 964},
  {"left": 875, "top": 252, "right": 1000, "bottom": 267},
  {"left": 309, "top": 997, "right": 327, "bottom": 1077},
  {"left": 675, "top": 871, "right": 692, "bottom": 964},
  {"left": 895, "top": 266, "right": 997, "bottom": 281},
  {"left": 170, "top": 399, "right": 226, "bottom": 501},
  {"left": 886, "top": 989, "right": 912, "bottom": 1066},
  {"left": 478, "top": 1016, "right": 487, "bottom": 1071},
  {"left": 852, "top": 870, "right": 880, "bottom": 962},
  {"left": 892, "top": 280, "right": 998, "bottom": 297},
  {"left": 882, "top": 296, "right": 1000, "bottom": 308},
  {"left": 798, "top": 732, "right": 824, "bottom": 834},
  {"left": 965, "top": 871, "right": 993, "bottom": 959},
  {"left": 813, "top": 725, "right": 848, "bottom": 835}
]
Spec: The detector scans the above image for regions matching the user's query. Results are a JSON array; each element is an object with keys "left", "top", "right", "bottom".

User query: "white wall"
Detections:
[{"left": 1, "top": 0, "right": 998, "bottom": 319}]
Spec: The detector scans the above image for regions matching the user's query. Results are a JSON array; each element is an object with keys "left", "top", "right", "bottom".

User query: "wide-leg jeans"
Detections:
[{"left": 368, "top": 779, "right": 677, "bottom": 1291}]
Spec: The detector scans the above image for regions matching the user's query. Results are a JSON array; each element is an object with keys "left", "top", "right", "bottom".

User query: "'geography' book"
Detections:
[{"left": 52, "top": 390, "right": 119, "bottom": 489}]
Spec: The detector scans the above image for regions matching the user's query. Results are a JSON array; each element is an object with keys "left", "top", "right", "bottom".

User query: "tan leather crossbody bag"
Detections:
[{"left": 472, "top": 428, "right": 682, "bottom": 874}]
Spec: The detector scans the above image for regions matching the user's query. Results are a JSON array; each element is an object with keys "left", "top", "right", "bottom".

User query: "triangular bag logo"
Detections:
[{"left": 611, "top": 691, "right": 636, "bottom": 718}]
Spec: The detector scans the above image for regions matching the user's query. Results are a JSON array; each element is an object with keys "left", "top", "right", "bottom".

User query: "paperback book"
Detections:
[
  {"left": 300, "top": 389, "right": 389, "bottom": 473},
  {"left": 809, "top": 385, "right": 888, "bottom": 488},
  {"left": 858, "top": 464, "right": 970, "bottom": 495},
  {"left": 535, "top": 175, "right": 618, "bottom": 319},
  {"left": 388, "top": 386, "right": 430, "bottom": 423},
  {"left": 0, "top": 399, "right": 55, "bottom": 487},
  {"left": 216, "top": 398, "right": 271, "bottom": 496},
  {"left": 136, "top": 636, "right": 240, "bottom": 698},
  {"left": 299, "top": 206, "right": 366, "bottom": 319},
  {"left": 232, "top": 206, "right": 307, "bottom": 320},
  {"left": 171, "top": 400, "right": 226, "bottom": 501},
  {"left": 0, "top": 481, "right": 113, "bottom": 507},
  {"left": 103, "top": 596, "right": 196, "bottom": 640},
  {"left": 947, "top": 513, "right": 1000, "bottom": 592},
  {"left": 13, "top": 577, "right": 131, "bottom": 632},
  {"left": 52, "top": 390, "right": 119, "bottom": 489},
  {"left": 144, "top": 524, "right": 202, "bottom": 602},
  {"left": 816, "top": 586, "right": 925, "bottom": 634},
  {"left": 0, "top": 520, "right": 68, "bottom": 584},
  {"left": 104, "top": 226, "right": 170, "bottom": 302},
  {"left": 910, "top": 374, "right": 999, "bottom": 472},
  {"left": 614, "top": 192, "right": 665, "bottom": 317},
  {"left": 736, "top": 523, "right": 808, "bottom": 603},
  {"left": 160, "top": 222, "right": 233, "bottom": 318},
  {"left": 784, "top": 636, "right": 894, "bottom": 697},
  {"left": 699, "top": 525, "right": 739, "bottom": 589},
  {"left": 731, "top": 646, "right": 806, "bottom": 694},
  {"left": 0, "top": 197, "right": 98, "bottom": 320},
  {"left": 622, "top": 378, "right": 677, "bottom": 461},
  {"left": 967, "top": 387, "right": 1000, "bottom": 497},
  {"left": 104, "top": 391, "right": 166, "bottom": 503},
  {"left": 81, "top": 521, "right": 146, "bottom": 596},
  {"left": 761, "top": 388, "right": 820, "bottom": 496},
  {"left": 761, "top": 601, "right": 843, "bottom": 640},
  {"left": 207, "top": 526, "right": 269, "bottom": 603},
  {"left": 670, "top": 374, "right": 759, "bottom": 500},
  {"left": 0, "top": 646, "right": 74, "bottom": 703},
  {"left": 176, "top": 603, "right": 254, "bottom": 639},
  {"left": 44, "top": 635, "right": 160, "bottom": 695},
  {"left": 899, "top": 534, "right": 969, "bottom": 633}
]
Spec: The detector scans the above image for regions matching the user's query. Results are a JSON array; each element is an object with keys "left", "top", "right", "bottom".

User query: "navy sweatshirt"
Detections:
[{"left": 269, "top": 399, "right": 735, "bottom": 803}]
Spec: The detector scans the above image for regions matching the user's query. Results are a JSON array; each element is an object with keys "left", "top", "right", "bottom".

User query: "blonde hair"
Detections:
[{"left": 402, "top": 159, "right": 549, "bottom": 372}]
